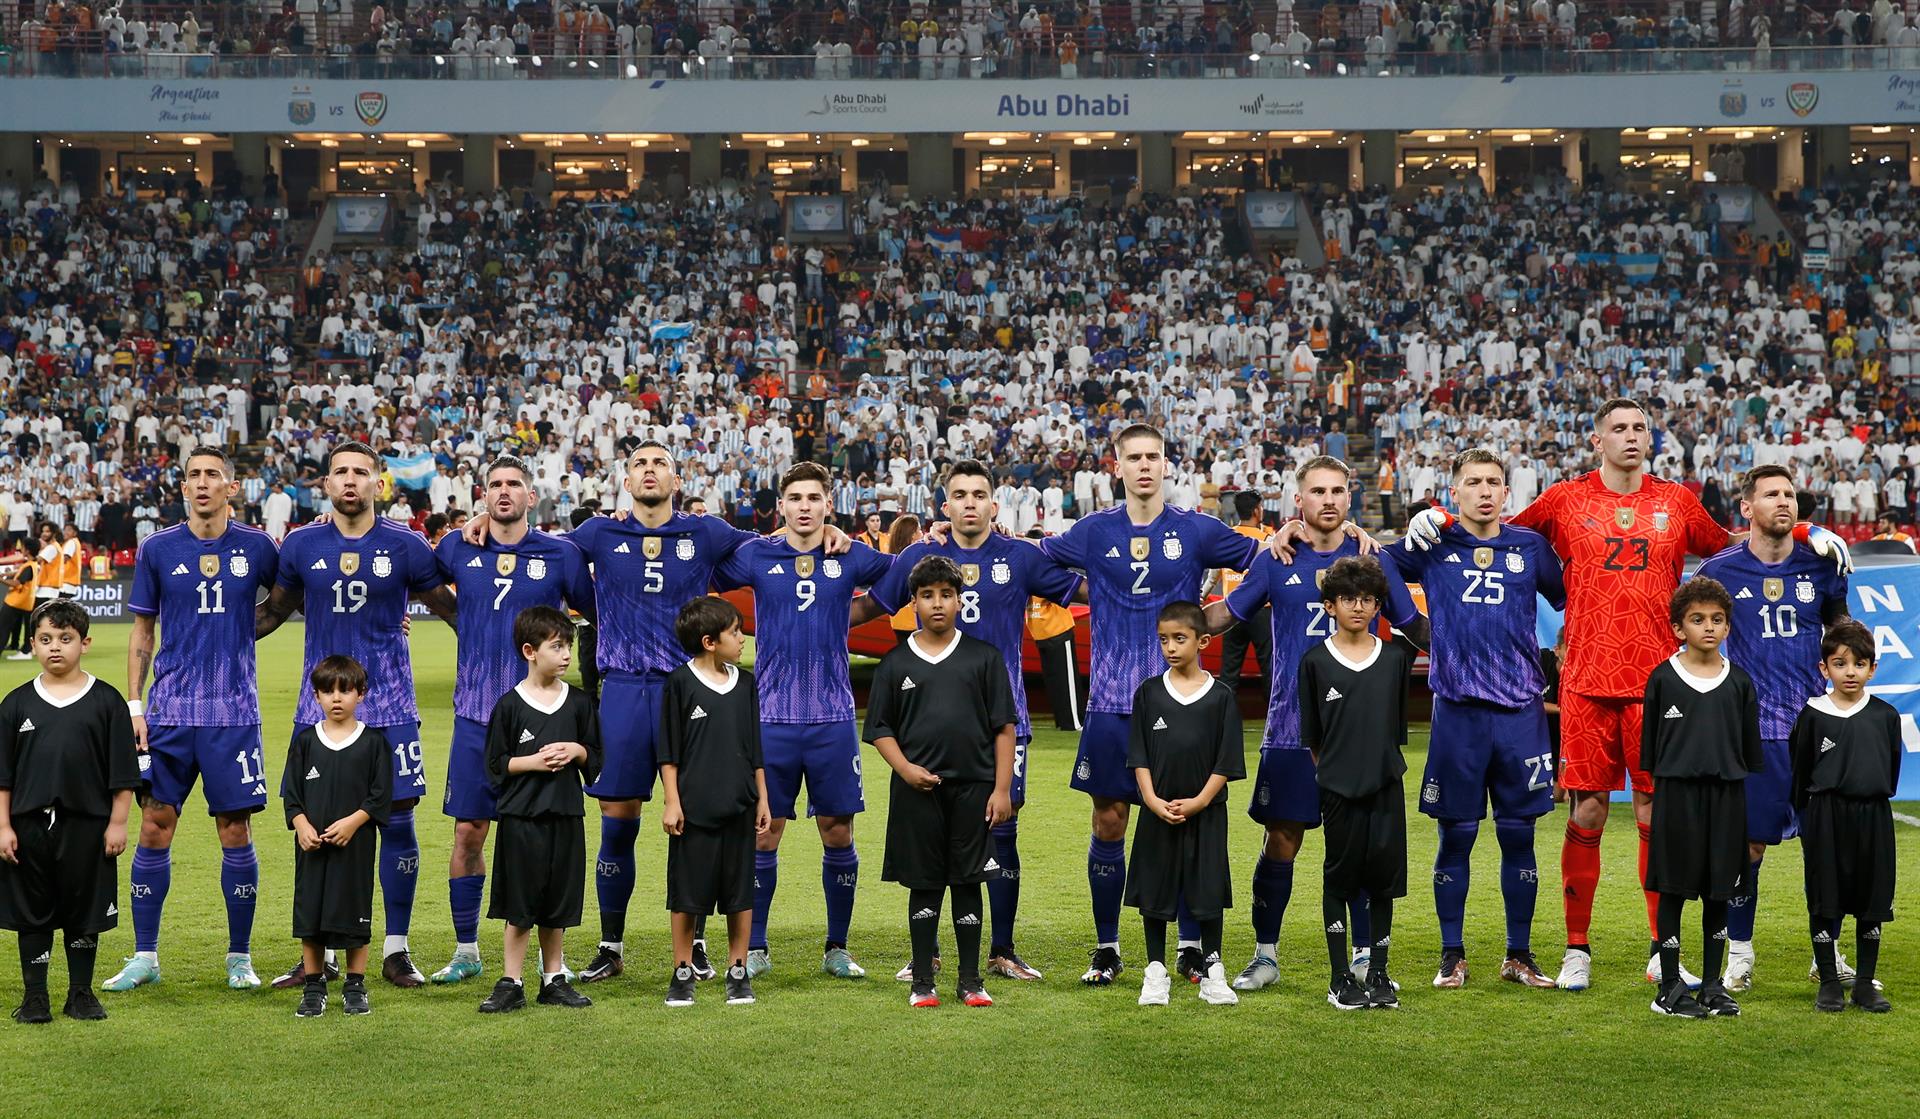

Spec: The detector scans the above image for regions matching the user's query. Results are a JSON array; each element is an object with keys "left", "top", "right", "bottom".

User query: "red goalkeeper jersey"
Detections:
[{"left": 1512, "top": 472, "right": 1729, "bottom": 698}]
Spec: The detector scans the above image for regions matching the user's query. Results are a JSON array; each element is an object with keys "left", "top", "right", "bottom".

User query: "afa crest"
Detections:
[
  {"left": 676, "top": 538, "right": 696, "bottom": 561},
  {"left": 822, "top": 559, "right": 842, "bottom": 580},
  {"left": 1505, "top": 551, "right": 1524, "bottom": 574},
  {"left": 1162, "top": 535, "right": 1182, "bottom": 560},
  {"left": 1652, "top": 511, "right": 1670, "bottom": 532},
  {"left": 372, "top": 554, "right": 393, "bottom": 579},
  {"left": 1796, "top": 580, "right": 1816, "bottom": 604},
  {"left": 991, "top": 560, "right": 1011, "bottom": 585},
  {"left": 527, "top": 558, "right": 547, "bottom": 581},
  {"left": 230, "top": 554, "right": 250, "bottom": 578}
]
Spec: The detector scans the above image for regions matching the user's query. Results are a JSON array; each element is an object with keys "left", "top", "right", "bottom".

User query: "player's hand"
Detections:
[
  {"left": 660, "top": 802, "right": 685, "bottom": 836},
  {"left": 923, "top": 520, "right": 951, "bottom": 546},
  {"left": 401, "top": 616, "right": 412, "bottom": 636},
  {"left": 1794, "top": 522, "right": 1854, "bottom": 575},
  {"left": 461, "top": 515, "right": 492, "bottom": 545},
  {"left": 1341, "top": 520, "right": 1382, "bottom": 556},
  {"left": 103, "top": 820, "right": 128, "bottom": 858},
  {"left": 540, "top": 743, "right": 573, "bottom": 771},
  {"left": 754, "top": 800, "right": 772, "bottom": 834},
  {"left": 985, "top": 789, "right": 1013, "bottom": 827},
  {"left": 1404, "top": 507, "right": 1453, "bottom": 551},
  {"left": 612, "top": 508, "right": 632, "bottom": 522},
  {"left": 131, "top": 714, "right": 149, "bottom": 753},
  {"left": 822, "top": 523, "right": 852, "bottom": 555},
  {"left": 0, "top": 825, "right": 17, "bottom": 863},
  {"left": 294, "top": 818, "right": 322, "bottom": 852},
  {"left": 1264, "top": 519, "right": 1304, "bottom": 563},
  {"left": 310, "top": 511, "right": 333, "bottom": 527},
  {"left": 900, "top": 763, "right": 942, "bottom": 791}
]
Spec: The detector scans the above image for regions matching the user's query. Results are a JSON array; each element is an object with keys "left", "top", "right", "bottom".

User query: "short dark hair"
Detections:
[
  {"left": 1233, "top": 490, "right": 1260, "bottom": 519},
  {"left": 29, "top": 599, "right": 89, "bottom": 640},
  {"left": 1451, "top": 448, "right": 1506, "bottom": 480},
  {"left": 311, "top": 654, "right": 368, "bottom": 695},
  {"left": 486, "top": 455, "right": 532, "bottom": 484},
  {"left": 1669, "top": 576, "right": 1734, "bottom": 626},
  {"left": 1740, "top": 464, "right": 1795, "bottom": 500},
  {"left": 185, "top": 446, "right": 233, "bottom": 475},
  {"left": 1296, "top": 455, "right": 1351, "bottom": 484},
  {"left": 423, "top": 513, "right": 449, "bottom": 538},
  {"left": 1157, "top": 600, "right": 1206, "bottom": 634},
  {"left": 1112, "top": 423, "right": 1164, "bottom": 451},
  {"left": 780, "top": 461, "right": 832, "bottom": 496},
  {"left": 327, "top": 440, "right": 380, "bottom": 470},
  {"left": 513, "top": 605, "right": 575, "bottom": 653},
  {"left": 908, "top": 555, "right": 964, "bottom": 595},
  {"left": 1594, "top": 397, "right": 1646, "bottom": 428},
  {"left": 675, "top": 595, "right": 742, "bottom": 655},
  {"left": 943, "top": 459, "right": 994, "bottom": 490},
  {"left": 1821, "top": 619, "right": 1875, "bottom": 664},
  {"left": 627, "top": 440, "right": 672, "bottom": 465},
  {"left": 1320, "top": 556, "right": 1389, "bottom": 605}
]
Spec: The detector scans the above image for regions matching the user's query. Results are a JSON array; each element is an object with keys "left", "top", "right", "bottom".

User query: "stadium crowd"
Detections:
[
  {"left": 2, "top": 152, "right": 1920, "bottom": 557},
  {"left": 9, "top": 0, "right": 1920, "bottom": 78}
]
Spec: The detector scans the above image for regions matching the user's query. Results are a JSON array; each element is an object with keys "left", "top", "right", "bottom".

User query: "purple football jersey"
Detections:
[
  {"left": 868, "top": 535, "right": 1082, "bottom": 739},
  {"left": 1697, "top": 541, "right": 1848, "bottom": 739},
  {"left": 437, "top": 529, "right": 595, "bottom": 723},
  {"left": 276, "top": 519, "right": 441, "bottom": 727},
  {"left": 128, "top": 521, "right": 281, "bottom": 727},
  {"left": 566, "top": 513, "right": 754, "bottom": 677},
  {"left": 1385, "top": 524, "right": 1565, "bottom": 709},
  {"left": 718, "top": 537, "right": 892, "bottom": 724},
  {"left": 1041, "top": 505, "right": 1258, "bottom": 716},
  {"left": 1229, "top": 537, "right": 1419, "bottom": 749}
]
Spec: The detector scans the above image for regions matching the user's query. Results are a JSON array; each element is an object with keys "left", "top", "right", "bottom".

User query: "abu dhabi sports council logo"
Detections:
[
  {"left": 355, "top": 91, "right": 389, "bottom": 127},
  {"left": 1787, "top": 81, "right": 1819, "bottom": 116},
  {"left": 806, "top": 92, "right": 888, "bottom": 116},
  {"left": 1237, "top": 92, "right": 1306, "bottom": 118}
]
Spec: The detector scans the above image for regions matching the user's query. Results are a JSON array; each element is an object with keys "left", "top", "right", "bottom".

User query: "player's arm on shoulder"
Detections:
[{"left": 254, "top": 581, "right": 298, "bottom": 638}]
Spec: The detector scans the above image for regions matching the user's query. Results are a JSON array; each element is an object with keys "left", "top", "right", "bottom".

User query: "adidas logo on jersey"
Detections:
[
  {"left": 768, "top": 564, "right": 785, "bottom": 574},
  {"left": 1820, "top": 737, "right": 1837, "bottom": 753},
  {"left": 911, "top": 908, "right": 938, "bottom": 920},
  {"left": 690, "top": 705, "right": 707, "bottom": 720},
  {"left": 1152, "top": 717, "right": 1168, "bottom": 730},
  {"left": 250, "top": 784, "right": 266, "bottom": 796},
  {"left": 615, "top": 543, "right": 631, "bottom": 554},
  {"left": 311, "top": 558, "right": 327, "bottom": 570},
  {"left": 519, "top": 729, "right": 535, "bottom": 744},
  {"left": 468, "top": 557, "right": 484, "bottom": 568},
  {"left": 901, "top": 676, "right": 916, "bottom": 690},
  {"left": 955, "top": 913, "right": 980, "bottom": 926},
  {"left": 1663, "top": 705, "right": 1683, "bottom": 719},
  {"left": 171, "top": 563, "right": 190, "bottom": 575},
  {"left": 984, "top": 858, "right": 1000, "bottom": 872},
  {"left": 1325, "top": 688, "right": 1343, "bottom": 702},
  {"left": 1285, "top": 573, "right": 1302, "bottom": 586},
  {"left": 1443, "top": 553, "right": 1461, "bottom": 564},
  {"left": 17, "top": 719, "right": 32, "bottom": 732},
  {"left": 1105, "top": 547, "right": 1120, "bottom": 558},
  {"left": 1735, "top": 587, "right": 1753, "bottom": 599},
  {"left": 1325, "top": 921, "right": 1344, "bottom": 933},
  {"left": 1661, "top": 936, "right": 1681, "bottom": 949},
  {"left": 306, "top": 766, "right": 320, "bottom": 779}
]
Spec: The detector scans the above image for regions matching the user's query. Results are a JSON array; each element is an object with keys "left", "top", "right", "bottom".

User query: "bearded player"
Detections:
[{"left": 1407, "top": 398, "right": 1850, "bottom": 991}]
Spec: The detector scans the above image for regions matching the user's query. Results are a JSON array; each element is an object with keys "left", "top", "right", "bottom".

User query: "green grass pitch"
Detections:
[{"left": 0, "top": 624, "right": 1913, "bottom": 1117}]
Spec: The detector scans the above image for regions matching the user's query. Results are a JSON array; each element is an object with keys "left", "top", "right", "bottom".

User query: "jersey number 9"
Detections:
[{"left": 796, "top": 578, "right": 816, "bottom": 612}]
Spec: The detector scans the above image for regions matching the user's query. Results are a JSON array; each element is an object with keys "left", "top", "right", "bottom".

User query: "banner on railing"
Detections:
[{"left": 10, "top": 69, "right": 1920, "bottom": 134}]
